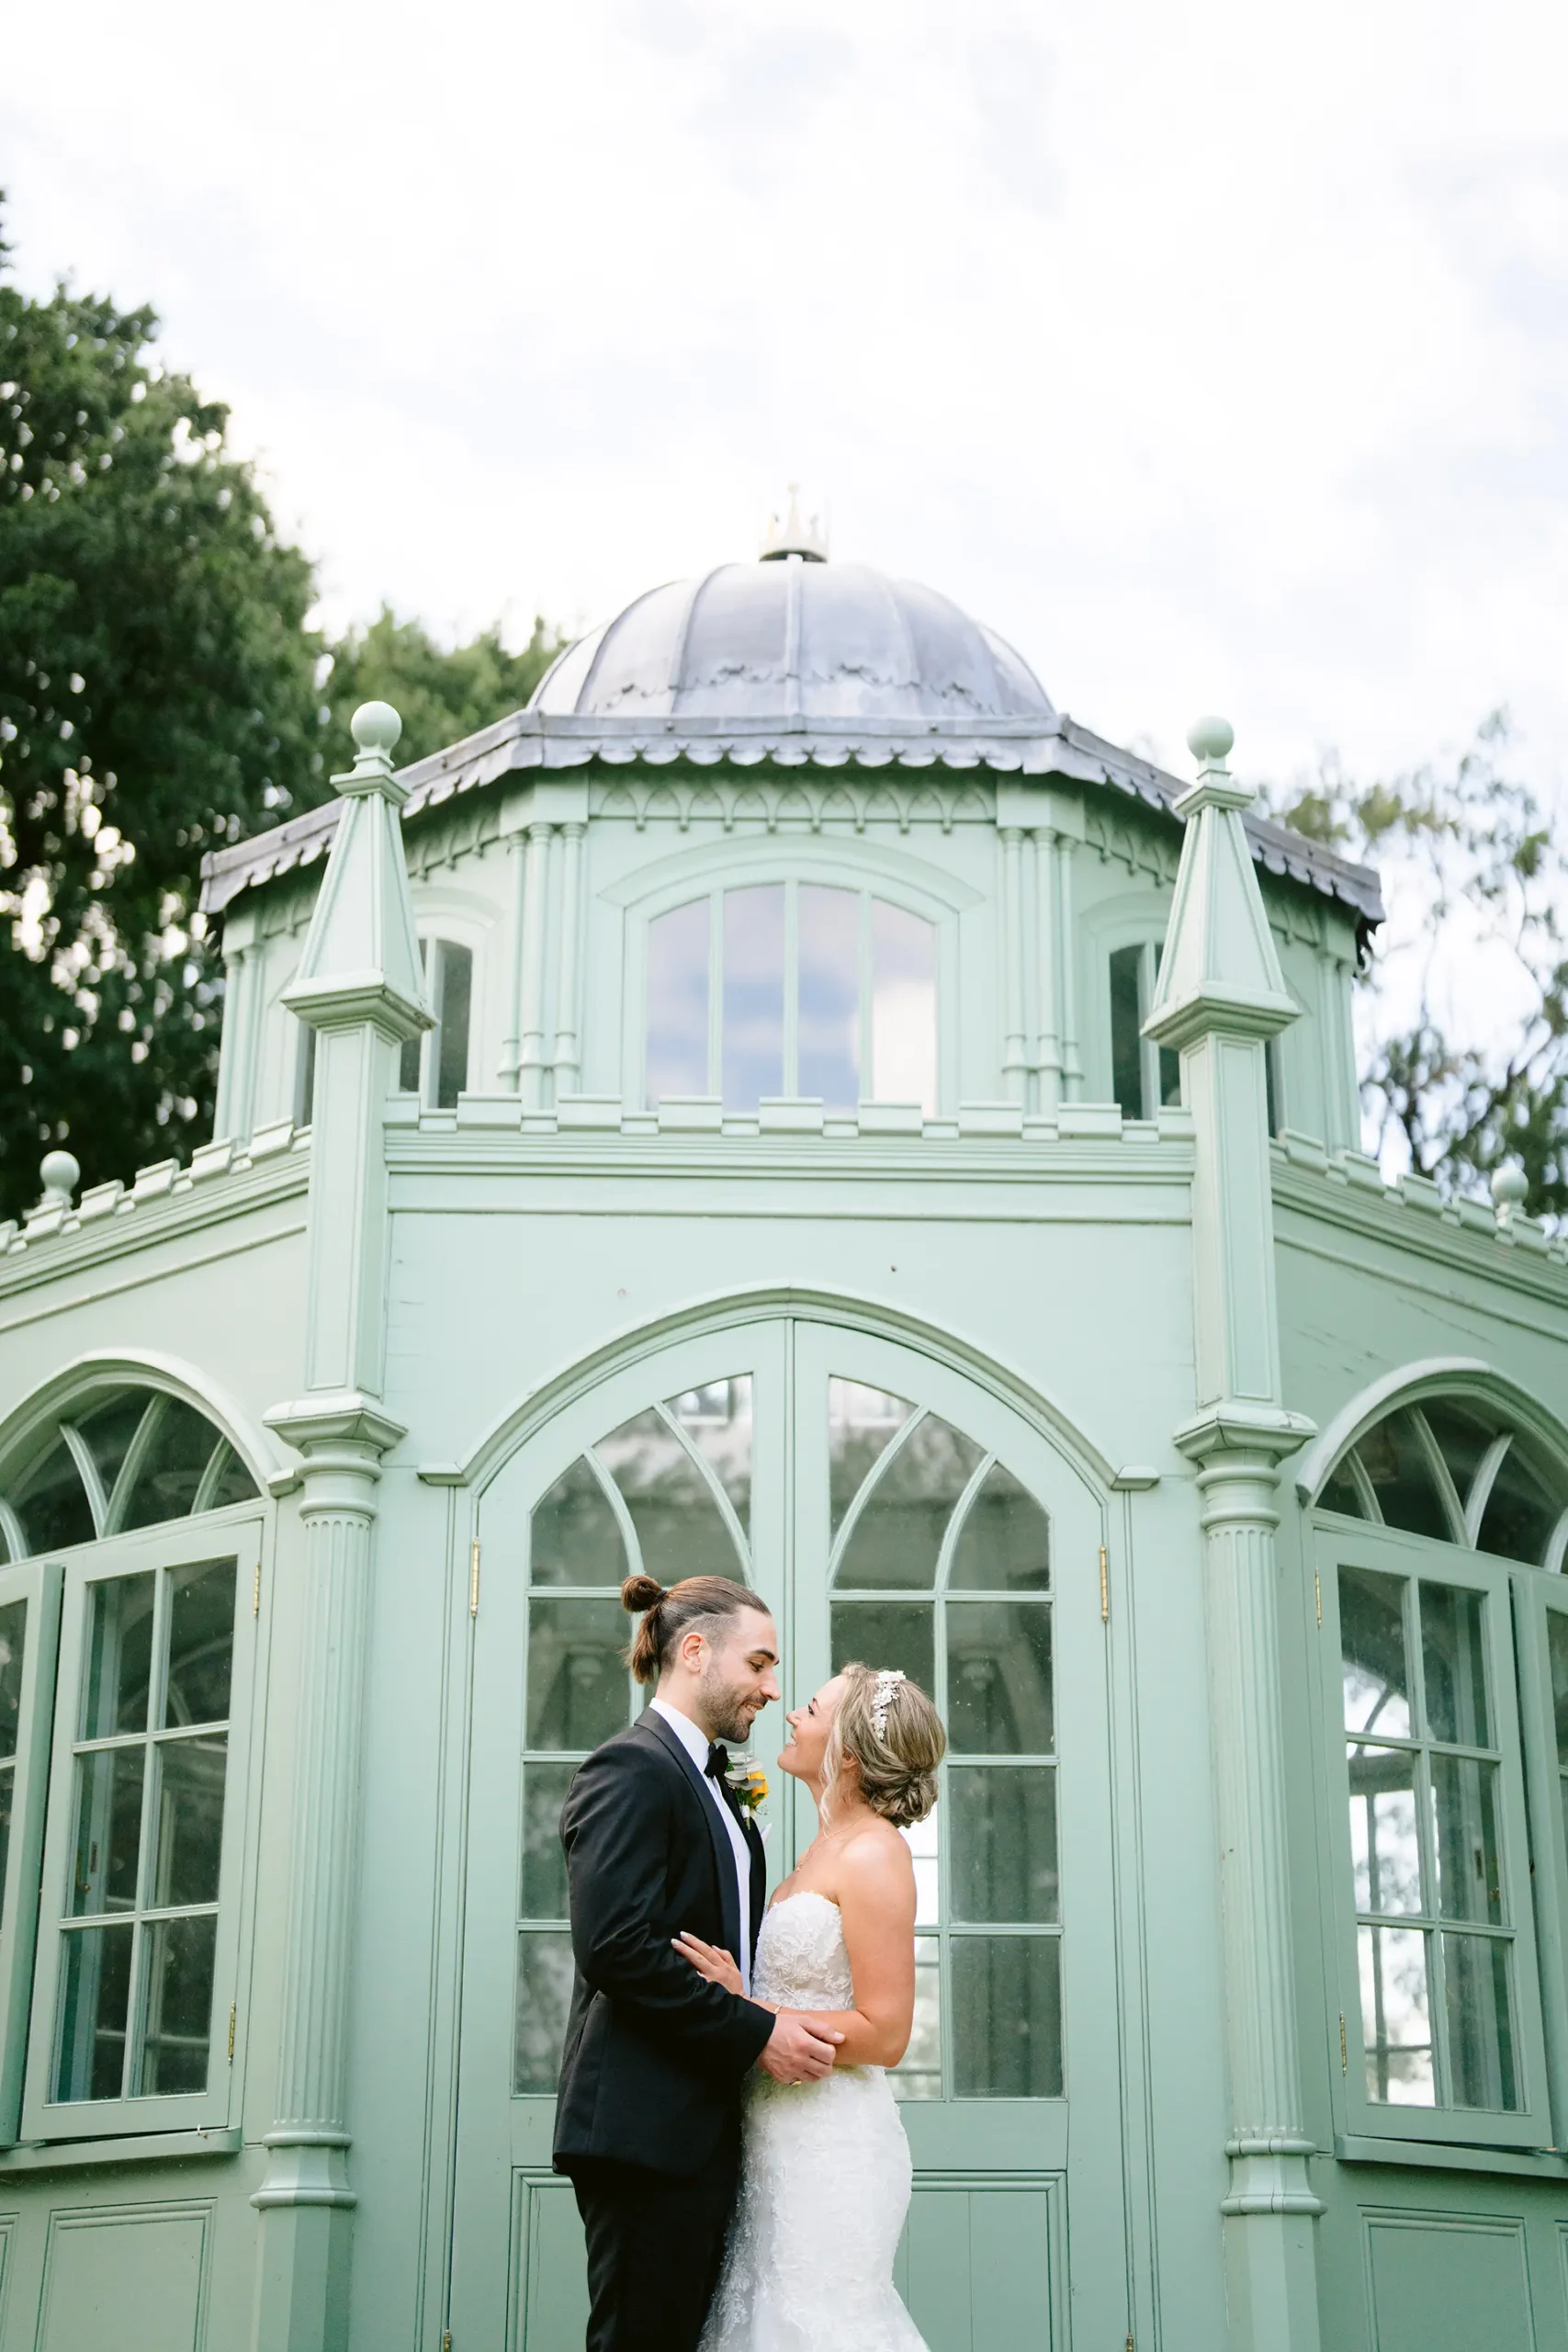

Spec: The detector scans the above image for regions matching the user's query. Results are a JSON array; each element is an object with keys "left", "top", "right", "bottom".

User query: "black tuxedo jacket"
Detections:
[{"left": 553, "top": 1708, "right": 773, "bottom": 2176}]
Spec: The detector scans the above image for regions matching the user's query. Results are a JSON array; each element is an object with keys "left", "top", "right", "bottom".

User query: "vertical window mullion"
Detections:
[{"left": 706, "top": 893, "right": 724, "bottom": 1099}]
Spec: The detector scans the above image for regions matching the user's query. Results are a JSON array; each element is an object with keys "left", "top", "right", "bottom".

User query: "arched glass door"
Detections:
[{"left": 448, "top": 1321, "right": 1124, "bottom": 2352}]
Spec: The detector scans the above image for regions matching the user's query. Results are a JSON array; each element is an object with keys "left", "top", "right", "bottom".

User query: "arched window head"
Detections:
[
  {"left": 0, "top": 1389, "right": 258, "bottom": 1564},
  {"left": 1317, "top": 1392, "right": 1568, "bottom": 1570},
  {"left": 646, "top": 884, "right": 937, "bottom": 1114}
]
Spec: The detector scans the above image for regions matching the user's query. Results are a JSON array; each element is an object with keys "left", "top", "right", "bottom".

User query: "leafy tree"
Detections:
[
  {"left": 1266, "top": 711, "right": 1568, "bottom": 1224},
  {"left": 322, "top": 605, "right": 564, "bottom": 770}
]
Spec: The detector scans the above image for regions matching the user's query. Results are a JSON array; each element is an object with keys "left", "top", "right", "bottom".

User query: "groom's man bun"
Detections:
[{"left": 622, "top": 1571, "right": 770, "bottom": 1684}]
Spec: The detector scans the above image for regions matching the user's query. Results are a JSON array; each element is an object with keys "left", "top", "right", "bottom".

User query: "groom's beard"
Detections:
[{"left": 698, "top": 1674, "right": 761, "bottom": 1747}]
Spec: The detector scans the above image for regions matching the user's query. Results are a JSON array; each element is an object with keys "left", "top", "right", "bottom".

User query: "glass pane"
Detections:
[
  {"left": 1478, "top": 1442, "right": 1561, "bottom": 1566},
  {"left": 1429, "top": 1756, "right": 1502, "bottom": 1926},
  {"left": 75, "top": 1391, "right": 152, "bottom": 1505},
  {"left": 151, "top": 1736, "right": 228, "bottom": 1908},
  {"left": 1547, "top": 1610, "right": 1568, "bottom": 1772},
  {"left": 526, "top": 1599, "right": 630, "bottom": 1750},
  {"left": 903, "top": 1806, "right": 939, "bottom": 1925},
  {"left": 797, "top": 885, "right": 860, "bottom": 1108},
  {"left": 947, "top": 1602, "right": 1053, "bottom": 1754},
  {"left": 594, "top": 1410, "right": 742, "bottom": 1584},
  {"left": 953, "top": 1936, "right": 1062, "bottom": 2097},
  {"left": 164, "top": 1557, "right": 236, "bottom": 1727},
  {"left": 1158, "top": 1043, "right": 1181, "bottom": 1108},
  {"left": 870, "top": 899, "right": 936, "bottom": 1114},
  {"left": 1358, "top": 1923, "right": 1435, "bottom": 2104},
  {"left": 434, "top": 940, "right": 473, "bottom": 1110},
  {"left": 121, "top": 1400, "right": 226, "bottom": 1531},
  {"left": 668, "top": 1376, "right": 752, "bottom": 1538},
  {"left": 828, "top": 1381, "right": 913, "bottom": 1537},
  {"left": 137, "top": 1913, "right": 217, "bottom": 2096},
  {"left": 1357, "top": 1410, "right": 1453, "bottom": 1543},
  {"left": 0, "top": 1762, "right": 13, "bottom": 1928},
  {"left": 1417, "top": 1400, "right": 1501, "bottom": 1520},
  {"left": 1348, "top": 1745, "right": 1422, "bottom": 1916},
  {"left": 13, "top": 1436, "right": 95, "bottom": 1555},
  {"left": 1443, "top": 1933, "right": 1517, "bottom": 2109},
  {"left": 70, "top": 1747, "right": 145, "bottom": 1916},
  {"left": 949, "top": 1462, "right": 1050, "bottom": 1591},
  {"left": 83, "top": 1570, "right": 156, "bottom": 1737},
  {"left": 399, "top": 1026, "right": 422, "bottom": 1094},
  {"left": 202, "top": 1446, "right": 259, "bottom": 1511},
  {"left": 837, "top": 1414, "right": 985, "bottom": 1590},
  {"left": 646, "top": 898, "right": 711, "bottom": 1104},
  {"left": 1109, "top": 944, "right": 1145, "bottom": 1121},
  {"left": 1339, "top": 1565, "right": 1411, "bottom": 1739},
  {"left": 830, "top": 1601, "right": 933, "bottom": 1696},
  {"left": 530, "top": 1457, "right": 626, "bottom": 1589},
  {"left": 950, "top": 1766, "right": 1057, "bottom": 1922},
  {"left": 722, "top": 884, "right": 784, "bottom": 1109},
  {"left": 891, "top": 1933, "right": 942, "bottom": 2099},
  {"left": 1420, "top": 1582, "right": 1489, "bottom": 1748},
  {"left": 0, "top": 1598, "right": 27, "bottom": 1760},
  {"left": 514, "top": 1930, "right": 575, "bottom": 2094},
  {"left": 55, "top": 1921, "right": 134, "bottom": 2100},
  {"left": 1318, "top": 1459, "right": 1367, "bottom": 1519},
  {"left": 521, "top": 1761, "right": 576, "bottom": 1920}
]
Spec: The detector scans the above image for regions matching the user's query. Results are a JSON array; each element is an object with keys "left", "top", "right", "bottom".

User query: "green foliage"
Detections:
[
  {"left": 322, "top": 606, "right": 564, "bottom": 770},
  {"left": 1266, "top": 712, "right": 1568, "bottom": 1225}
]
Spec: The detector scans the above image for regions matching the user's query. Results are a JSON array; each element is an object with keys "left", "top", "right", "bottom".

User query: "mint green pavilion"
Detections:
[{"left": 0, "top": 531, "right": 1565, "bottom": 2352}]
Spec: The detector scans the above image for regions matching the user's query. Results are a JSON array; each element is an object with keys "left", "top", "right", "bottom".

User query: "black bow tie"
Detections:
[{"left": 705, "top": 1742, "right": 731, "bottom": 1781}]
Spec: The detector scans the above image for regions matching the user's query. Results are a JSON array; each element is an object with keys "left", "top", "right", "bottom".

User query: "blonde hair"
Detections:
[{"left": 821, "top": 1662, "right": 944, "bottom": 1828}]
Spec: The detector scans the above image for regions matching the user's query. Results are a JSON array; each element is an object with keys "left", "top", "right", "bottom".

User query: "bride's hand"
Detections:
[{"left": 673, "top": 1931, "right": 744, "bottom": 1996}]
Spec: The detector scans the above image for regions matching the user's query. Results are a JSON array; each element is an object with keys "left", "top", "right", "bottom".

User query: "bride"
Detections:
[{"left": 676, "top": 1662, "right": 946, "bottom": 2352}]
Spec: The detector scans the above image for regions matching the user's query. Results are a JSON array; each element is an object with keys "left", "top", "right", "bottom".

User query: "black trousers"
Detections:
[{"left": 569, "top": 2142, "right": 739, "bottom": 2352}]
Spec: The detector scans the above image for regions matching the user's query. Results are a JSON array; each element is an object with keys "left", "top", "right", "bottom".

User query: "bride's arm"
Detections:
[{"left": 801, "top": 1835, "right": 918, "bottom": 2068}]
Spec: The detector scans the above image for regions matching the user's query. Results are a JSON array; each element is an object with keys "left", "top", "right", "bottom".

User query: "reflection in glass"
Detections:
[
  {"left": 202, "top": 1447, "right": 258, "bottom": 1512},
  {"left": 514, "top": 1931, "right": 576, "bottom": 2094},
  {"left": 0, "top": 1770, "right": 12, "bottom": 1929},
  {"left": 83, "top": 1571, "right": 156, "bottom": 1739},
  {"left": 1359, "top": 1923, "right": 1434, "bottom": 2104},
  {"left": 953, "top": 1936, "right": 1062, "bottom": 2097},
  {"left": 891, "top": 1934, "right": 942, "bottom": 2100},
  {"left": 1339, "top": 1566, "right": 1411, "bottom": 1738},
  {"left": 1478, "top": 1443, "right": 1560, "bottom": 1566},
  {"left": 75, "top": 1391, "right": 149, "bottom": 1507},
  {"left": 1348, "top": 1747, "right": 1422, "bottom": 1917},
  {"left": 1318, "top": 1459, "right": 1367, "bottom": 1519},
  {"left": 949, "top": 1464, "right": 1050, "bottom": 1591},
  {"left": 667, "top": 1376, "right": 753, "bottom": 1538},
  {"left": 837, "top": 1415, "right": 984, "bottom": 1590},
  {"left": 164, "top": 1558, "right": 236, "bottom": 1727},
  {"left": 0, "top": 1599, "right": 27, "bottom": 1758},
  {"left": 1443, "top": 1932, "right": 1517, "bottom": 2109},
  {"left": 1109, "top": 945, "right": 1144, "bottom": 1123},
  {"left": 152, "top": 1737, "right": 228, "bottom": 1909},
  {"left": 1421, "top": 1583, "right": 1489, "bottom": 1748},
  {"left": 645, "top": 899, "right": 710, "bottom": 1105},
  {"left": 947, "top": 1604, "right": 1053, "bottom": 1754},
  {"left": 14, "top": 1437, "right": 95, "bottom": 1557},
  {"left": 830, "top": 1603, "right": 933, "bottom": 1698},
  {"left": 1356, "top": 1412, "right": 1452, "bottom": 1542},
  {"left": 870, "top": 900, "right": 937, "bottom": 1114},
  {"left": 722, "top": 885, "right": 784, "bottom": 1109},
  {"left": 137, "top": 1913, "right": 217, "bottom": 2096},
  {"left": 531, "top": 1458, "right": 626, "bottom": 1588},
  {"left": 121, "top": 1400, "right": 224, "bottom": 1532},
  {"left": 71, "top": 1747, "right": 145, "bottom": 1916},
  {"left": 434, "top": 940, "right": 473, "bottom": 1111},
  {"left": 828, "top": 1382, "right": 912, "bottom": 1536},
  {"left": 797, "top": 885, "right": 859, "bottom": 1108},
  {"left": 950, "top": 1768, "right": 1057, "bottom": 1922},
  {"left": 594, "top": 1411, "right": 742, "bottom": 1584},
  {"left": 521, "top": 1763, "right": 576, "bottom": 1920},
  {"left": 1548, "top": 1612, "right": 1568, "bottom": 1884},
  {"left": 55, "top": 1920, "right": 134, "bottom": 2101},
  {"left": 1429, "top": 1756, "right": 1502, "bottom": 1926},
  {"left": 1419, "top": 1400, "right": 1500, "bottom": 1514},
  {"left": 526, "top": 1600, "right": 629, "bottom": 1751}
]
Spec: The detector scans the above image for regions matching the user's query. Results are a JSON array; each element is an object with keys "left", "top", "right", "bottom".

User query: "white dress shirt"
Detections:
[{"left": 650, "top": 1695, "right": 754, "bottom": 1996}]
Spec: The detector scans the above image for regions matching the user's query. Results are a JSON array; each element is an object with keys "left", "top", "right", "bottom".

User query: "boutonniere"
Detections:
[{"left": 726, "top": 1757, "right": 769, "bottom": 1815}]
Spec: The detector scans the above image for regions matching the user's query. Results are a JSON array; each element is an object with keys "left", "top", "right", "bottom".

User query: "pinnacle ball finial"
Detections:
[
  {"left": 1187, "top": 715, "right": 1235, "bottom": 767},
  {"left": 1491, "top": 1163, "right": 1529, "bottom": 1222},
  {"left": 351, "top": 701, "right": 402, "bottom": 757},
  {"left": 39, "top": 1149, "right": 80, "bottom": 1209}
]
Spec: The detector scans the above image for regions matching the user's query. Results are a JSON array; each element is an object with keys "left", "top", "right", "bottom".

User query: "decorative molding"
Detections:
[
  {"left": 1293, "top": 1358, "right": 1568, "bottom": 1501},
  {"left": 0, "top": 1136, "right": 309, "bottom": 1298}
]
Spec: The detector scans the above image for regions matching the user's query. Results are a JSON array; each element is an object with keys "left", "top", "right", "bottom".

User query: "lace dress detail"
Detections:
[{"left": 698, "top": 1892, "right": 929, "bottom": 2352}]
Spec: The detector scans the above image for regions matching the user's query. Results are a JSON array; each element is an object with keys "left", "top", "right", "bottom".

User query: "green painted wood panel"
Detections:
[
  {"left": 1362, "top": 2210, "right": 1534, "bottom": 2352},
  {"left": 35, "top": 2199, "right": 211, "bottom": 2352}
]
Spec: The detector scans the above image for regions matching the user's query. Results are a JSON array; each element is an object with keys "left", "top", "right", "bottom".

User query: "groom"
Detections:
[{"left": 554, "top": 1572, "right": 841, "bottom": 2352}]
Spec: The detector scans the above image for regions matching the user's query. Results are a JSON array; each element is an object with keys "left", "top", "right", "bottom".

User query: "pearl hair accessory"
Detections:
[{"left": 871, "top": 1668, "right": 905, "bottom": 1739}]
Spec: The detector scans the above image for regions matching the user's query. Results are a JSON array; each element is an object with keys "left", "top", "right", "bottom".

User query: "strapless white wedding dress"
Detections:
[{"left": 698, "top": 1891, "right": 929, "bottom": 2352}]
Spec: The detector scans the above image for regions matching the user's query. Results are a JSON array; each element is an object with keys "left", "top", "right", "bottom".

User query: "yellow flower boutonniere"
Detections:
[{"left": 727, "top": 1758, "right": 769, "bottom": 1815}]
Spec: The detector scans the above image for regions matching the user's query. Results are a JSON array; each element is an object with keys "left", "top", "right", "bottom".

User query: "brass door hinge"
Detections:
[
  {"left": 442, "top": 2334, "right": 453, "bottom": 2352},
  {"left": 1338, "top": 2012, "right": 1348, "bottom": 2075},
  {"left": 1314, "top": 1569, "right": 1322, "bottom": 1628},
  {"left": 1099, "top": 1545, "right": 1109, "bottom": 1624},
  {"left": 228, "top": 2004, "right": 237, "bottom": 2064},
  {"left": 469, "top": 1540, "right": 481, "bottom": 1618},
  {"left": 253, "top": 1558, "right": 262, "bottom": 1616}
]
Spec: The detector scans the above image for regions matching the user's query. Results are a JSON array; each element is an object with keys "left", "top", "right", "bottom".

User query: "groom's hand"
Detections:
[{"left": 758, "top": 2009, "right": 843, "bottom": 2085}]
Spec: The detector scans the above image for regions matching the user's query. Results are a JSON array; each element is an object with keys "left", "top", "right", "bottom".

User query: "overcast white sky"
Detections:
[{"left": 6, "top": 0, "right": 1568, "bottom": 800}]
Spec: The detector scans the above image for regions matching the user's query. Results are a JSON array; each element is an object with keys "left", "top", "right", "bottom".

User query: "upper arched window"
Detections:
[
  {"left": 1316, "top": 1394, "right": 1568, "bottom": 1571},
  {"left": 0, "top": 1388, "right": 259, "bottom": 1564},
  {"left": 645, "top": 883, "right": 937, "bottom": 1114}
]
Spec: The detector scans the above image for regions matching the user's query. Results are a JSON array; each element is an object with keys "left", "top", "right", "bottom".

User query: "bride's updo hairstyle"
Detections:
[
  {"left": 821, "top": 1661, "right": 944, "bottom": 1828},
  {"left": 622, "top": 1573, "right": 771, "bottom": 1684}
]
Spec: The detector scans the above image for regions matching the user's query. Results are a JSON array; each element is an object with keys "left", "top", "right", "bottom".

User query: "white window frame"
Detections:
[
  {"left": 0, "top": 1557, "right": 62, "bottom": 2145},
  {"left": 20, "top": 1510, "right": 261, "bottom": 2142}
]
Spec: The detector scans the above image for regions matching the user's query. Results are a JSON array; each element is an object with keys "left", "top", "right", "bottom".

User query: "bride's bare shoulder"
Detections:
[{"left": 834, "top": 1816, "right": 914, "bottom": 1895}]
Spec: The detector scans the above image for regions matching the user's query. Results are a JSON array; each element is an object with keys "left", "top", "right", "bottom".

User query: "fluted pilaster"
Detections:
[
  {"left": 1000, "top": 827, "right": 1028, "bottom": 1101},
  {"left": 518, "top": 820, "right": 553, "bottom": 1110}
]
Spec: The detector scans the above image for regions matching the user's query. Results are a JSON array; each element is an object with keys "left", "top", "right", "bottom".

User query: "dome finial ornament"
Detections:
[
  {"left": 1491, "top": 1163, "right": 1529, "bottom": 1227},
  {"left": 1187, "top": 714, "right": 1235, "bottom": 773},
  {"left": 761, "top": 483, "right": 829, "bottom": 563}
]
